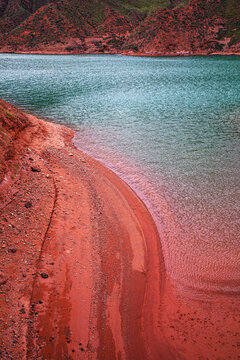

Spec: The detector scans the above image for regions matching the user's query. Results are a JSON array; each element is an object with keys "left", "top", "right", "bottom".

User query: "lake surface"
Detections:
[{"left": 1, "top": 54, "right": 239, "bottom": 298}]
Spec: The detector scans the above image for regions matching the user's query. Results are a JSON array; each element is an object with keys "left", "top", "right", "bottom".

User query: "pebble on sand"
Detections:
[
  {"left": 31, "top": 165, "right": 41, "bottom": 172},
  {"left": 25, "top": 201, "right": 32, "bottom": 208},
  {"left": 40, "top": 273, "right": 49, "bottom": 279}
]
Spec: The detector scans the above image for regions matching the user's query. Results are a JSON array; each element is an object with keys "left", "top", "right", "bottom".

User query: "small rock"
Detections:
[
  {"left": 40, "top": 273, "right": 48, "bottom": 279},
  {"left": 22, "top": 273, "right": 27, "bottom": 278},
  {"left": 9, "top": 248, "right": 17, "bottom": 253},
  {"left": 31, "top": 165, "right": 41, "bottom": 172},
  {"left": 69, "top": 153, "right": 73, "bottom": 156},
  {"left": 25, "top": 201, "right": 32, "bottom": 209},
  {"left": 46, "top": 174, "right": 50, "bottom": 178},
  {"left": 0, "top": 271, "right": 8, "bottom": 286},
  {"left": 0, "top": 278, "right": 8, "bottom": 286}
]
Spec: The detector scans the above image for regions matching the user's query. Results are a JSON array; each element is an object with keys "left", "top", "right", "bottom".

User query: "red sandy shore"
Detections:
[
  {"left": 0, "top": 101, "right": 174, "bottom": 359},
  {"left": 0, "top": 101, "right": 239, "bottom": 360},
  {"left": 0, "top": 49, "right": 240, "bottom": 56}
]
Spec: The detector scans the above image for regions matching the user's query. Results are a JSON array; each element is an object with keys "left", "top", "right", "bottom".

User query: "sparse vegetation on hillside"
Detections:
[
  {"left": 222, "top": 0, "right": 240, "bottom": 44},
  {"left": 0, "top": 0, "right": 239, "bottom": 53}
]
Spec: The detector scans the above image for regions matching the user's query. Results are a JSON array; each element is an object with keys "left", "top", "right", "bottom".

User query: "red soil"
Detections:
[{"left": 0, "top": 100, "right": 239, "bottom": 359}]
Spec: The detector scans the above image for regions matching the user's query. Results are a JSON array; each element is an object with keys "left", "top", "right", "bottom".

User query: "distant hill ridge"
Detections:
[{"left": 0, "top": 0, "right": 239, "bottom": 55}]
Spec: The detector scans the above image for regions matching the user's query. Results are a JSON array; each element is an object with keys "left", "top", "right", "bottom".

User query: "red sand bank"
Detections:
[{"left": 0, "top": 100, "right": 239, "bottom": 359}]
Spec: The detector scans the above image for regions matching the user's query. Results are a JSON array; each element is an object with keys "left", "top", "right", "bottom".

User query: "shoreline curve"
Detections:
[
  {"left": 1, "top": 99, "right": 239, "bottom": 360},
  {"left": 0, "top": 99, "right": 171, "bottom": 359}
]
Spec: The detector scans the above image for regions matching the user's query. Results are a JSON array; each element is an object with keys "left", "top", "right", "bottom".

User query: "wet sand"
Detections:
[{"left": 0, "top": 100, "right": 239, "bottom": 359}]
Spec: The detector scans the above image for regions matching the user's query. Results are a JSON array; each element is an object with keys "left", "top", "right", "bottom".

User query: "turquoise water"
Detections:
[{"left": 0, "top": 54, "right": 239, "bottom": 297}]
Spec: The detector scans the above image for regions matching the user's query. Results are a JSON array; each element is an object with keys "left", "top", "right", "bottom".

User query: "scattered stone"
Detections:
[
  {"left": 9, "top": 248, "right": 17, "bottom": 253},
  {"left": 24, "top": 201, "right": 32, "bottom": 208},
  {"left": 29, "top": 157, "right": 34, "bottom": 161},
  {"left": 20, "top": 308, "right": 25, "bottom": 314},
  {"left": 0, "top": 278, "right": 8, "bottom": 286},
  {"left": 40, "top": 273, "right": 48, "bottom": 279},
  {"left": 0, "top": 271, "right": 8, "bottom": 286},
  {"left": 31, "top": 165, "right": 41, "bottom": 172}
]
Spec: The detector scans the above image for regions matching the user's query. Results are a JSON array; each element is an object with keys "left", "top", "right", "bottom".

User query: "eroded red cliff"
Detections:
[{"left": 0, "top": 100, "right": 30, "bottom": 184}]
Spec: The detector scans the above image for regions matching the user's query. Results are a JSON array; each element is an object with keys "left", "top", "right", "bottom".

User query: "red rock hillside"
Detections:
[
  {"left": 124, "top": 0, "right": 240, "bottom": 55},
  {"left": 0, "top": 0, "right": 239, "bottom": 55}
]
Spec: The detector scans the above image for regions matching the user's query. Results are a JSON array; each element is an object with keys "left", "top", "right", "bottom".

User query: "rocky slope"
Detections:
[
  {"left": 0, "top": 100, "right": 30, "bottom": 185},
  {"left": 124, "top": 0, "right": 240, "bottom": 55},
  {"left": 0, "top": 0, "right": 239, "bottom": 55}
]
